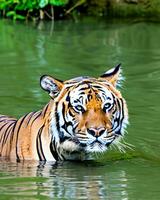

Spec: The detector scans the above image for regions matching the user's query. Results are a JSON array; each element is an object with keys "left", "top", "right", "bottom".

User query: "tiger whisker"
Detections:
[{"left": 112, "top": 138, "right": 134, "bottom": 153}]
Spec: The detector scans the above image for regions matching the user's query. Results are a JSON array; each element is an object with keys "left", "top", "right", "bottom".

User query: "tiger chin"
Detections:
[{"left": 0, "top": 64, "right": 128, "bottom": 162}]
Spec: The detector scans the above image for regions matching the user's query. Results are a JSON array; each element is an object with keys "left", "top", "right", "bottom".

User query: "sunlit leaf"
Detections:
[
  {"left": 39, "top": 0, "right": 48, "bottom": 8},
  {"left": 49, "top": 0, "right": 69, "bottom": 6},
  {"left": 0, "top": 1, "right": 11, "bottom": 9},
  {"left": 6, "top": 11, "right": 16, "bottom": 17},
  {"left": 14, "top": 14, "right": 26, "bottom": 20},
  {"left": 13, "top": 0, "right": 20, "bottom": 3},
  {"left": 15, "top": 3, "right": 26, "bottom": 10}
]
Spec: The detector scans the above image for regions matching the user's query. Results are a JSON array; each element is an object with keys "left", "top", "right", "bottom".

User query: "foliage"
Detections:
[
  {"left": 87, "top": 0, "right": 108, "bottom": 16},
  {"left": 0, "top": 0, "right": 69, "bottom": 20},
  {"left": 39, "top": 0, "right": 69, "bottom": 7},
  {"left": 1, "top": 0, "right": 160, "bottom": 20},
  {"left": 108, "top": 0, "right": 160, "bottom": 18}
]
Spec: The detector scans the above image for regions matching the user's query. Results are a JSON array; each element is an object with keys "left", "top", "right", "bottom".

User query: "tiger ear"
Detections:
[
  {"left": 100, "top": 64, "right": 123, "bottom": 87},
  {"left": 40, "top": 75, "right": 63, "bottom": 98}
]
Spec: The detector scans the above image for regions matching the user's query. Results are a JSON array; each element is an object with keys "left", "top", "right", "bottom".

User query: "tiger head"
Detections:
[{"left": 40, "top": 65, "right": 128, "bottom": 155}]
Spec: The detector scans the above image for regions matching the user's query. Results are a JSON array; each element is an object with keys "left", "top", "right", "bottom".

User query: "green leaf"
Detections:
[
  {"left": 14, "top": 14, "right": 25, "bottom": 20},
  {"left": 39, "top": 0, "right": 48, "bottom": 8},
  {"left": 15, "top": 3, "right": 26, "bottom": 10},
  {"left": 49, "top": 0, "right": 69, "bottom": 6},
  {"left": 13, "top": 0, "right": 20, "bottom": 3},
  {"left": 0, "top": 1, "right": 11, "bottom": 10},
  {"left": 7, "top": 10, "right": 25, "bottom": 20},
  {"left": 6, "top": 11, "right": 16, "bottom": 17}
]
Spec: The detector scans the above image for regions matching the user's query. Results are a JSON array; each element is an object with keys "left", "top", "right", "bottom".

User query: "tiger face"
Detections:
[{"left": 40, "top": 65, "right": 128, "bottom": 155}]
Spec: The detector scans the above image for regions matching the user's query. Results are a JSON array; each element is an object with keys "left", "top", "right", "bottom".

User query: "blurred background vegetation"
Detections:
[{"left": 0, "top": 0, "right": 160, "bottom": 21}]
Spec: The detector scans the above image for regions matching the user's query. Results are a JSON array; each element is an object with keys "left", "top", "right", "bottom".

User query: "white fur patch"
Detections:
[{"left": 61, "top": 140, "right": 79, "bottom": 152}]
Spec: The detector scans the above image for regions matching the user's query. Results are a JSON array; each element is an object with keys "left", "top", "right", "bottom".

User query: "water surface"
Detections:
[{"left": 0, "top": 18, "right": 160, "bottom": 199}]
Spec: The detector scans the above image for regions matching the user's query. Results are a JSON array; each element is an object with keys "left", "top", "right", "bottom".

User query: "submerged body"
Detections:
[
  {"left": 0, "top": 65, "right": 128, "bottom": 161},
  {"left": 0, "top": 105, "right": 53, "bottom": 161}
]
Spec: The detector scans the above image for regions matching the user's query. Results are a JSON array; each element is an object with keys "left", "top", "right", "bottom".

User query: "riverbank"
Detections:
[{"left": 0, "top": 0, "right": 160, "bottom": 20}]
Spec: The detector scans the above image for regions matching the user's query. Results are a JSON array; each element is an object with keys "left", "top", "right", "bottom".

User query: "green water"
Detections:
[{"left": 0, "top": 18, "right": 160, "bottom": 199}]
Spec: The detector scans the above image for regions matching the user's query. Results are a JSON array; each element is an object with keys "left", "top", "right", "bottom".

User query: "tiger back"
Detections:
[{"left": 0, "top": 65, "right": 129, "bottom": 162}]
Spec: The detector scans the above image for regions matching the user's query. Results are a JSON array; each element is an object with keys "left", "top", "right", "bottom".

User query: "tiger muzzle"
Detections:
[{"left": 87, "top": 127, "right": 105, "bottom": 137}]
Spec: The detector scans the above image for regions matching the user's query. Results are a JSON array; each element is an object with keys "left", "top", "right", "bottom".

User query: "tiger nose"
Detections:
[{"left": 87, "top": 128, "right": 106, "bottom": 137}]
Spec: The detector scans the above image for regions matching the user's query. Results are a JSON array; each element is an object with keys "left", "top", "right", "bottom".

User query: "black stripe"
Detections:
[
  {"left": 26, "top": 111, "right": 36, "bottom": 126},
  {"left": 61, "top": 103, "right": 73, "bottom": 136},
  {"left": 55, "top": 102, "right": 60, "bottom": 133},
  {"left": 16, "top": 114, "right": 29, "bottom": 162},
  {"left": 60, "top": 153, "right": 65, "bottom": 160},
  {"left": 39, "top": 126, "right": 46, "bottom": 161},
  {"left": 10, "top": 120, "right": 17, "bottom": 146},
  {"left": 87, "top": 94, "right": 92, "bottom": 101},
  {"left": 53, "top": 139, "right": 65, "bottom": 161},
  {"left": 42, "top": 104, "right": 49, "bottom": 118},
  {"left": 79, "top": 86, "right": 90, "bottom": 91},
  {"left": 74, "top": 82, "right": 91, "bottom": 90},
  {"left": 36, "top": 125, "right": 46, "bottom": 161},
  {"left": 0, "top": 119, "right": 16, "bottom": 123},
  {"left": 66, "top": 91, "right": 71, "bottom": 102},
  {"left": 112, "top": 99, "right": 124, "bottom": 135},
  {"left": 68, "top": 109, "right": 74, "bottom": 117},
  {"left": 100, "top": 64, "right": 121, "bottom": 78},
  {"left": 62, "top": 102, "right": 66, "bottom": 116},
  {"left": 36, "top": 134, "right": 42, "bottom": 161},
  {"left": 30, "top": 111, "right": 42, "bottom": 127},
  {"left": 0, "top": 122, "right": 11, "bottom": 143},
  {"left": 0, "top": 116, "right": 9, "bottom": 119},
  {"left": 107, "top": 99, "right": 121, "bottom": 134},
  {"left": 66, "top": 92, "right": 73, "bottom": 108},
  {"left": 92, "top": 85, "right": 103, "bottom": 89},
  {"left": 72, "top": 123, "right": 78, "bottom": 133},
  {"left": 0, "top": 122, "right": 9, "bottom": 131},
  {"left": 79, "top": 91, "right": 85, "bottom": 95},
  {"left": 1, "top": 122, "right": 15, "bottom": 147},
  {"left": 50, "top": 139, "right": 59, "bottom": 161},
  {"left": 117, "top": 98, "right": 125, "bottom": 134}
]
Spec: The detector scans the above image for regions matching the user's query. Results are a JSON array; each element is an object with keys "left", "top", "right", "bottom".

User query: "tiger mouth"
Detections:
[
  {"left": 78, "top": 135, "right": 117, "bottom": 151},
  {"left": 60, "top": 134, "right": 117, "bottom": 153}
]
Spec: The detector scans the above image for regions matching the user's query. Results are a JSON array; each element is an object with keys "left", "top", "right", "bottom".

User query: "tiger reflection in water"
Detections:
[{"left": 0, "top": 160, "right": 129, "bottom": 200}]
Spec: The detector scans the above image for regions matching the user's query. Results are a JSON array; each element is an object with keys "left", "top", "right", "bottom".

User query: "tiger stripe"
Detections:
[{"left": 36, "top": 125, "right": 46, "bottom": 161}]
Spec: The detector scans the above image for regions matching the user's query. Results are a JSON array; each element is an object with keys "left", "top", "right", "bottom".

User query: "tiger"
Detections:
[{"left": 0, "top": 64, "right": 128, "bottom": 162}]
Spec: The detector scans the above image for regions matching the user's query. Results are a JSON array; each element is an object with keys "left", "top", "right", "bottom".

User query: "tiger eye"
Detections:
[{"left": 75, "top": 105, "right": 85, "bottom": 113}]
